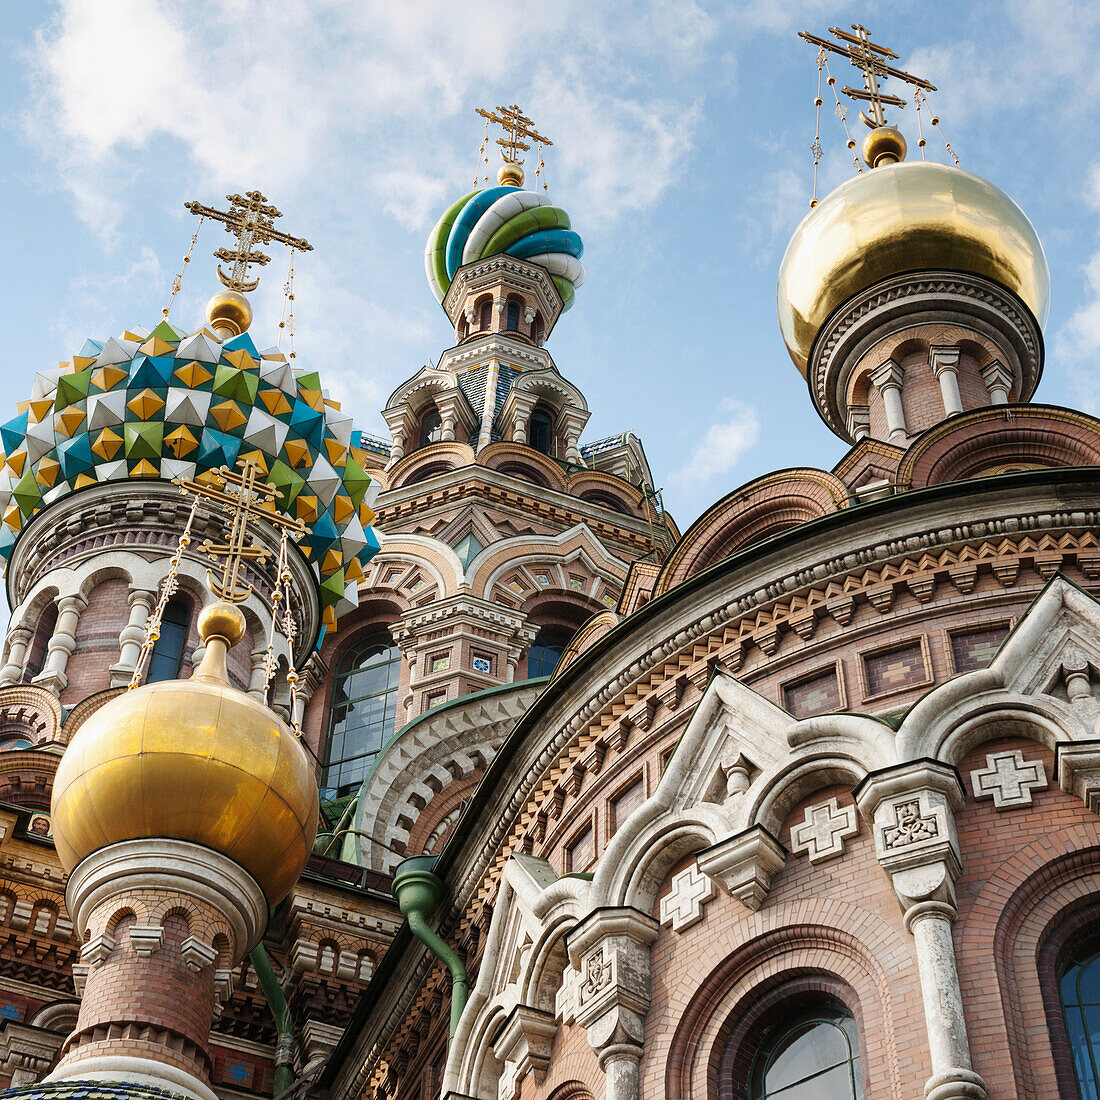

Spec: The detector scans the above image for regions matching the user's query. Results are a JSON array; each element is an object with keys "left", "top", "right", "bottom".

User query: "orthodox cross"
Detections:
[
  {"left": 184, "top": 191, "right": 313, "bottom": 293},
  {"left": 177, "top": 458, "right": 307, "bottom": 603},
  {"left": 475, "top": 104, "right": 552, "bottom": 166},
  {"left": 799, "top": 24, "right": 936, "bottom": 128}
]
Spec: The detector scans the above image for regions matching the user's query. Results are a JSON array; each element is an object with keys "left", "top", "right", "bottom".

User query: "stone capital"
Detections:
[
  {"left": 980, "top": 357, "right": 1014, "bottom": 396},
  {"left": 929, "top": 344, "right": 962, "bottom": 377},
  {"left": 855, "top": 760, "right": 965, "bottom": 912},
  {"left": 869, "top": 358, "right": 904, "bottom": 392},
  {"left": 697, "top": 825, "right": 786, "bottom": 911},
  {"left": 492, "top": 1004, "right": 557, "bottom": 1098},
  {"left": 1055, "top": 739, "right": 1100, "bottom": 814}
]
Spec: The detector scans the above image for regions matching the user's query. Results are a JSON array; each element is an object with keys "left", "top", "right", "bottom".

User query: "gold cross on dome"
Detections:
[
  {"left": 799, "top": 23, "right": 936, "bottom": 128},
  {"left": 184, "top": 190, "right": 313, "bottom": 293},
  {"left": 177, "top": 458, "right": 307, "bottom": 604},
  {"left": 475, "top": 104, "right": 553, "bottom": 166}
]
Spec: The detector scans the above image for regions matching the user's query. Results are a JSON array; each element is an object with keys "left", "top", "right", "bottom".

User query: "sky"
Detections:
[{"left": 1, "top": 0, "right": 1100, "bottom": 530}]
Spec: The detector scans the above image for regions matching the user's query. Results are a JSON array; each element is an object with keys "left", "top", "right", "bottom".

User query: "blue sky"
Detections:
[{"left": 2, "top": 0, "right": 1099, "bottom": 529}]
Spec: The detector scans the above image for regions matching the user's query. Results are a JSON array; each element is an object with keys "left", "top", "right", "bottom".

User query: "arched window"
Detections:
[
  {"left": 322, "top": 633, "right": 401, "bottom": 798},
  {"left": 146, "top": 599, "right": 190, "bottom": 684},
  {"left": 479, "top": 299, "right": 492, "bottom": 330},
  {"left": 1061, "top": 934, "right": 1100, "bottom": 1097},
  {"left": 748, "top": 1006, "right": 862, "bottom": 1099},
  {"left": 529, "top": 407, "right": 554, "bottom": 455},
  {"left": 420, "top": 409, "right": 443, "bottom": 448},
  {"left": 506, "top": 300, "right": 520, "bottom": 331},
  {"left": 527, "top": 626, "right": 574, "bottom": 679}
]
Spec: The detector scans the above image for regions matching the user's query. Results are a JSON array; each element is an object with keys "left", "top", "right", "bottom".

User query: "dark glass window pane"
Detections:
[
  {"left": 479, "top": 301, "right": 492, "bottom": 329},
  {"left": 749, "top": 1009, "right": 861, "bottom": 1100},
  {"left": 506, "top": 302, "right": 520, "bottom": 331},
  {"left": 1061, "top": 935, "right": 1100, "bottom": 1100},
  {"left": 420, "top": 411, "right": 442, "bottom": 447},
  {"left": 322, "top": 633, "right": 401, "bottom": 798},
  {"left": 529, "top": 409, "right": 553, "bottom": 455},
  {"left": 527, "top": 626, "right": 573, "bottom": 680},
  {"left": 147, "top": 600, "right": 190, "bottom": 684}
]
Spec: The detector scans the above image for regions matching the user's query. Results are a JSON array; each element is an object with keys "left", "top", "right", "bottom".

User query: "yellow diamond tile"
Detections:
[
  {"left": 237, "top": 449, "right": 269, "bottom": 475},
  {"left": 283, "top": 438, "right": 312, "bottom": 469},
  {"left": 222, "top": 348, "right": 258, "bottom": 372},
  {"left": 91, "top": 427, "right": 124, "bottom": 461},
  {"left": 91, "top": 364, "right": 128, "bottom": 392},
  {"left": 72, "top": 355, "right": 97, "bottom": 370},
  {"left": 3, "top": 505, "right": 22, "bottom": 532},
  {"left": 359, "top": 502, "right": 375, "bottom": 527},
  {"left": 258, "top": 390, "right": 293, "bottom": 417},
  {"left": 126, "top": 389, "right": 165, "bottom": 420},
  {"left": 36, "top": 457, "right": 60, "bottom": 487},
  {"left": 173, "top": 361, "right": 214, "bottom": 388},
  {"left": 345, "top": 557, "right": 364, "bottom": 582},
  {"left": 5, "top": 450, "right": 26, "bottom": 477},
  {"left": 332, "top": 495, "right": 353, "bottom": 525},
  {"left": 56, "top": 407, "right": 87, "bottom": 439},
  {"left": 14, "top": 401, "right": 29, "bottom": 414},
  {"left": 123, "top": 330, "right": 144, "bottom": 342},
  {"left": 323, "top": 397, "right": 341, "bottom": 410},
  {"left": 298, "top": 388, "right": 325, "bottom": 412},
  {"left": 295, "top": 495, "right": 319, "bottom": 523},
  {"left": 164, "top": 425, "right": 198, "bottom": 458},
  {"left": 129, "top": 459, "right": 158, "bottom": 478},
  {"left": 324, "top": 438, "right": 348, "bottom": 467},
  {"left": 28, "top": 399, "right": 55, "bottom": 424},
  {"left": 73, "top": 472, "right": 97, "bottom": 489},
  {"left": 322, "top": 605, "right": 336, "bottom": 626},
  {"left": 138, "top": 336, "right": 175, "bottom": 356},
  {"left": 209, "top": 400, "right": 247, "bottom": 433}
]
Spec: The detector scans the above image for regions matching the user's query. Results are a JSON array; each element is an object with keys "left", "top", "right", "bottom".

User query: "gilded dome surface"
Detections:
[
  {"left": 777, "top": 161, "right": 1051, "bottom": 377},
  {"left": 50, "top": 604, "right": 318, "bottom": 904}
]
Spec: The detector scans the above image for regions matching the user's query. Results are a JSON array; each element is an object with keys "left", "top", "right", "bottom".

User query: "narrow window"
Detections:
[
  {"left": 146, "top": 599, "right": 190, "bottom": 683},
  {"left": 527, "top": 626, "right": 573, "bottom": 679},
  {"left": 479, "top": 300, "right": 492, "bottom": 330},
  {"left": 322, "top": 634, "right": 401, "bottom": 798},
  {"left": 506, "top": 300, "right": 520, "bottom": 331},
  {"left": 529, "top": 408, "right": 553, "bottom": 455},
  {"left": 420, "top": 410, "right": 443, "bottom": 448}
]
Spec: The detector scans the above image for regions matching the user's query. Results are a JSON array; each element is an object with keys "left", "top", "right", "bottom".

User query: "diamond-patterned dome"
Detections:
[{"left": 0, "top": 318, "right": 380, "bottom": 623}]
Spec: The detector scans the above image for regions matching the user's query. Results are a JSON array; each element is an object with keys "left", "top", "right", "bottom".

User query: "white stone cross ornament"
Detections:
[
  {"left": 970, "top": 749, "right": 1047, "bottom": 809},
  {"left": 659, "top": 863, "right": 716, "bottom": 932},
  {"left": 790, "top": 796, "right": 859, "bottom": 863}
]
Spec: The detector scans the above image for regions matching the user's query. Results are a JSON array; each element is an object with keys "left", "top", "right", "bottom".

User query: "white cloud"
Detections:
[
  {"left": 671, "top": 399, "right": 760, "bottom": 488},
  {"left": 1055, "top": 241, "right": 1100, "bottom": 414}
]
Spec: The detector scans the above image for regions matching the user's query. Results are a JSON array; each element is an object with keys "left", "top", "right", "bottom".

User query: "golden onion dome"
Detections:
[
  {"left": 777, "top": 160, "right": 1051, "bottom": 377},
  {"left": 50, "top": 602, "right": 318, "bottom": 905}
]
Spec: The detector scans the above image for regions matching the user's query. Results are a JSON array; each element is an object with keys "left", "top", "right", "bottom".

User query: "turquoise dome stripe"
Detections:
[
  {"left": 445, "top": 186, "right": 518, "bottom": 279},
  {"left": 481, "top": 206, "right": 570, "bottom": 259},
  {"left": 506, "top": 229, "right": 584, "bottom": 261}
]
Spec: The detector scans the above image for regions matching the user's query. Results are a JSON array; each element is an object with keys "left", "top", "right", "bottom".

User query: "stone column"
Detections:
[
  {"left": 980, "top": 359, "right": 1013, "bottom": 406},
  {"left": 248, "top": 645, "right": 270, "bottom": 701},
  {"left": 32, "top": 594, "right": 86, "bottom": 695},
  {"left": 855, "top": 761, "right": 987, "bottom": 1100},
  {"left": 869, "top": 360, "right": 908, "bottom": 444},
  {"left": 109, "top": 589, "right": 157, "bottom": 687},
  {"left": 930, "top": 346, "right": 964, "bottom": 417},
  {"left": 558, "top": 409, "right": 590, "bottom": 465},
  {"left": 567, "top": 907, "right": 658, "bottom": 1100},
  {"left": 48, "top": 839, "right": 266, "bottom": 1100},
  {"left": 0, "top": 627, "right": 33, "bottom": 686}
]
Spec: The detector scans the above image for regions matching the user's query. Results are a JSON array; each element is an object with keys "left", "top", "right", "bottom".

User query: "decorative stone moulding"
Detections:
[
  {"left": 808, "top": 270, "right": 1043, "bottom": 442},
  {"left": 696, "top": 825, "right": 787, "bottom": 911}
]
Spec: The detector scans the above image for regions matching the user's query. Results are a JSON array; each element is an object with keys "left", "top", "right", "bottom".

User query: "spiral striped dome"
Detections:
[{"left": 425, "top": 185, "right": 585, "bottom": 310}]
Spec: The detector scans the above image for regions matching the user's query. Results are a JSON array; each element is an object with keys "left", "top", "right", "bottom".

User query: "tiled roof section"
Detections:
[
  {"left": 581, "top": 432, "right": 632, "bottom": 457},
  {"left": 352, "top": 430, "right": 391, "bottom": 457},
  {"left": 494, "top": 365, "right": 521, "bottom": 418},
  {"left": 1, "top": 1081, "right": 192, "bottom": 1100},
  {"left": 457, "top": 365, "right": 490, "bottom": 418}
]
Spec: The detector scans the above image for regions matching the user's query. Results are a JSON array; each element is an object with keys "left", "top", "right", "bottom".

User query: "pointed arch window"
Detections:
[
  {"left": 322, "top": 632, "right": 401, "bottom": 798},
  {"left": 1060, "top": 934, "right": 1100, "bottom": 1098},
  {"left": 146, "top": 599, "right": 190, "bottom": 684},
  {"left": 748, "top": 1006, "right": 863, "bottom": 1099}
]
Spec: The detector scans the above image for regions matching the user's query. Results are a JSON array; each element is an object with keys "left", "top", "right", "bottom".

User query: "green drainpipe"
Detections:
[
  {"left": 392, "top": 855, "right": 469, "bottom": 1041},
  {"left": 250, "top": 940, "right": 295, "bottom": 1096}
]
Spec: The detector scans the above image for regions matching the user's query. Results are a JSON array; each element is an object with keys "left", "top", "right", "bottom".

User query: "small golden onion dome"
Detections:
[
  {"left": 50, "top": 602, "right": 318, "bottom": 905},
  {"left": 205, "top": 289, "right": 253, "bottom": 338},
  {"left": 497, "top": 161, "right": 525, "bottom": 187},
  {"left": 777, "top": 161, "right": 1051, "bottom": 377},
  {"left": 862, "top": 125, "right": 907, "bottom": 168}
]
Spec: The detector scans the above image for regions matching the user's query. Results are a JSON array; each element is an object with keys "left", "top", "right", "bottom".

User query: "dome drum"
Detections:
[
  {"left": 808, "top": 269, "right": 1044, "bottom": 442},
  {"left": 442, "top": 253, "right": 565, "bottom": 342}
]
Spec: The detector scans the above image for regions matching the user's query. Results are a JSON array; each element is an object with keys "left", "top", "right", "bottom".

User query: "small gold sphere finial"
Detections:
[
  {"left": 497, "top": 161, "right": 525, "bottom": 187},
  {"left": 198, "top": 601, "right": 247, "bottom": 647},
  {"left": 862, "top": 125, "right": 908, "bottom": 169},
  {"left": 205, "top": 289, "right": 253, "bottom": 339}
]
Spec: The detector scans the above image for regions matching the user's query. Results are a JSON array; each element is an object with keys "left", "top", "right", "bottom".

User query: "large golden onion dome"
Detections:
[
  {"left": 50, "top": 603, "right": 318, "bottom": 905},
  {"left": 777, "top": 161, "right": 1051, "bottom": 377}
]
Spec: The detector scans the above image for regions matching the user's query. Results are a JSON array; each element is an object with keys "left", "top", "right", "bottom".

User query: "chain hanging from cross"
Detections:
[
  {"left": 184, "top": 191, "right": 313, "bottom": 293},
  {"left": 799, "top": 24, "right": 936, "bottom": 130},
  {"left": 475, "top": 104, "right": 552, "bottom": 170}
]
